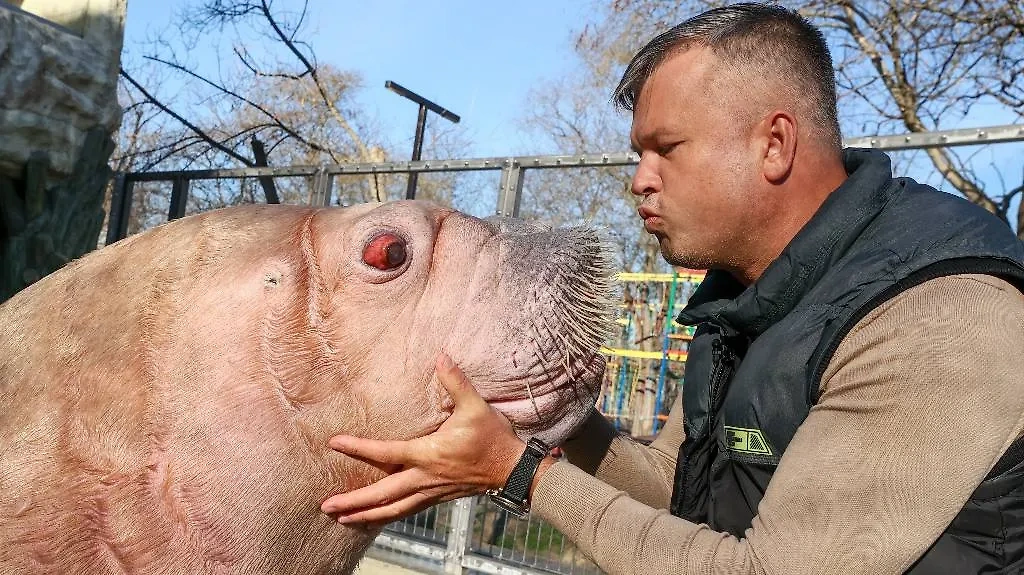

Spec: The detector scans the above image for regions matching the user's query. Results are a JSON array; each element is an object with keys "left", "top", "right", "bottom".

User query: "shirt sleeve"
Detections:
[
  {"left": 531, "top": 274, "right": 1024, "bottom": 575},
  {"left": 558, "top": 388, "right": 685, "bottom": 509}
]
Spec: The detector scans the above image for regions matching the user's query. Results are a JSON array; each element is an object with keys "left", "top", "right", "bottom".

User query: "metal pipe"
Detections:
[
  {"left": 105, "top": 174, "right": 134, "bottom": 244},
  {"left": 406, "top": 104, "right": 429, "bottom": 200},
  {"left": 653, "top": 273, "right": 679, "bottom": 434},
  {"left": 386, "top": 80, "right": 461, "bottom": 200},
  {"left": 168, "top": 177, "right": 189, "bottom": 221},
  {"left": 385, "top": 80, "right": 461, "bottom": 124}
]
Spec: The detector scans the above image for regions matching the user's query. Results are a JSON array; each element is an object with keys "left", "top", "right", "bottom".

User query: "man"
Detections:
[{"left": 321, "top": 3, "right": 1024, "bottom": 573}]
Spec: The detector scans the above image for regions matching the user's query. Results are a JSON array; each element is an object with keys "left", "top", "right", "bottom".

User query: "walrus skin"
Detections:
[{"left": 0, "top": 200, "right": 616, "bottom": 574}]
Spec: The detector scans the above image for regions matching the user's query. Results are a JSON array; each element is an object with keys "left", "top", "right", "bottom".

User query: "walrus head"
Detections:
[
  {"left": 305, "top": 200, "right": 618, "bottom": 446},
  {"left": 0, "top": 199, "right": 617, "bottom": 574}
]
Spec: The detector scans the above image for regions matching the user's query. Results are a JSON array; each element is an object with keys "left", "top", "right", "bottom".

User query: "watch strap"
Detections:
[
  {"left": 487, "top": 437, "right": 548, "bottom": 517},
  {"left": 502, "top": 438, "right": 547, "bottom": 503}
]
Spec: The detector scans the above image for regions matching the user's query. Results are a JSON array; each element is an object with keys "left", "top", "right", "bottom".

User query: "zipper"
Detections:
[
  {"left": 709, "top": 337, "right": 735, "bottom": 414},
  {"left": 674, "top": 335, "right": 736, "bottom": 519}
]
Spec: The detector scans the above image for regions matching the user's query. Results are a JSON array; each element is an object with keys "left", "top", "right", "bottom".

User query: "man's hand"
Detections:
[{"left": 320, "top": 354, "right": 526, "bottom": 524}]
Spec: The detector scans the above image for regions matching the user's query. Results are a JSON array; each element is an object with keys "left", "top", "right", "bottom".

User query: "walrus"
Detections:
[{"left": 0, "top": 200, "right": 617, "bottom": 574}]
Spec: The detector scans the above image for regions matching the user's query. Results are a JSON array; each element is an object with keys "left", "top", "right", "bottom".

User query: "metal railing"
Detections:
[
  {"left": 105, "top": 123, "right": 1024, "bottom": 247},
  {"left": 368, "top": 496, "right": 603, "bottom": 575}
]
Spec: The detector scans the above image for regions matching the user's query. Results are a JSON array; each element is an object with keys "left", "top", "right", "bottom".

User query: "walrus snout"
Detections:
[
  {"left": 439, "top": 216, "right": 619, "bottom": 444},
  {"left": 482, "top": 215, "right": 550, "bottom": 235}
]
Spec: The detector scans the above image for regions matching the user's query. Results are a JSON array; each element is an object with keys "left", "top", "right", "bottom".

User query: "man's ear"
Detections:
[{"left": 763, "top": 111, "right": 797, "bottom": 183}]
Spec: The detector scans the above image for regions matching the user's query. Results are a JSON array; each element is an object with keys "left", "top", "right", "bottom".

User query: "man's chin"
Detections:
[{"left": 661, "top": 244, "right": 712, "bottom": 270}]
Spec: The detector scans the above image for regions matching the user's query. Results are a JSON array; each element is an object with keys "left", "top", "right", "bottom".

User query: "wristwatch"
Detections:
[{"left": 486, "top": 437, "right": 549, "bottom": 518}]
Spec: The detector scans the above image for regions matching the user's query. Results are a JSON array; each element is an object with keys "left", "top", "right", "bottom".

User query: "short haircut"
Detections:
[{"left": 613, "top": 2, "right": 842, "bottom": 149}]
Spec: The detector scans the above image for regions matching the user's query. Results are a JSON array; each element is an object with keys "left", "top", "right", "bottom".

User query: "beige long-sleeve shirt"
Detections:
[{"left": 533, "top": 274, "right": 1024, "bottom": 575}]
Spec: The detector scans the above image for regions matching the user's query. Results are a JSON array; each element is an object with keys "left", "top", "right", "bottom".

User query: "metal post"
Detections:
[
  {"left": 653, "top": 272, "right": 678, "bottom": 434},
  {"left": 496, "top": 161, "right": 525, "bottom": 217},
  {"left": 385, "top": 80, "right": 461, "bottom": 201},
  {"left": 250, "top": 136, "right": 280, "bottom": 204},
  {"left": 105, "top": 173, "right": 134, "bottom": 245},
  {"left": 444, "top": 498, "right": 473, "bottom": 574},
  {"left": 168, "top": 176, "right": 190, "bottom": 221},
  {"left": 321, "top": 172, "right": 334, "bottom": 207},
  {"left": 310, "top": 167, "right": 333, "bottom": 206},
  {"left": 406, "top": 104, "right": 428, "bottom": 200}
]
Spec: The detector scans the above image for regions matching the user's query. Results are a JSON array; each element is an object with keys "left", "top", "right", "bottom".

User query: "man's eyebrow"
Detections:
[
  {"left": 629, "top": 130, "right": 660, "bottom": 154},
  {"left": 633, "top": 127, "right": 684, "bottom": 152}
]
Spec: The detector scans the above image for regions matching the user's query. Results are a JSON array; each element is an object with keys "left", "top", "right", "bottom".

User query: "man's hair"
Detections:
[{"left": 613, "top": 2, "right": 842, "bottom": 149}]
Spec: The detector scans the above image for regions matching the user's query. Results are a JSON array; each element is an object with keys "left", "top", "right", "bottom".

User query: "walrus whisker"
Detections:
[
  {"left": 524, "top": 378, "right": 542, "bottom": 423},
  {"left": 528, "top": 315, "right": 562, "bottom": 384}
]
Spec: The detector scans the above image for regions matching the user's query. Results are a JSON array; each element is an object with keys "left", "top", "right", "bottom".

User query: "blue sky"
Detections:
[
  {"left": 122, "top": 1, "right": 1022, "bottom": 225},
  {"left": 123, "top": 0, "right": 598, "bottom": 158}
]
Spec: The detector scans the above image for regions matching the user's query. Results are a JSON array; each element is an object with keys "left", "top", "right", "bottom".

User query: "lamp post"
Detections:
[{"left": 385, "top": 80, "right": 461, "bottom": 199}]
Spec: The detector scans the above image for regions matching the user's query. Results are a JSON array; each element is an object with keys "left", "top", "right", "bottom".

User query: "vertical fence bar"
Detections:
[
  {"left": 310, "top": 167, "right": 333, "bottom": 207},
  {"left": 168, "top": 177, "right": 190, "bottom": 221},
  {"left": 322, "top": 172, "right": 334, "bottom": 207},
  {"left": 496, "top": 160, "right": 525, "bottom": 217},
  {"left": 444, "top": 498, "right": 473, "bottom": 574},
  {"left": 105, "top": 173, "right": 134, "bottom": 245},
  {"left": 653, "top": 272, "right": 678, "bottom": 434}
]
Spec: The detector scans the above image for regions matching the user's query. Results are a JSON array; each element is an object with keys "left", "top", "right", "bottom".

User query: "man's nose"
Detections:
[{"left": 631, "top": 153, "right": 660, "bottom": 197}]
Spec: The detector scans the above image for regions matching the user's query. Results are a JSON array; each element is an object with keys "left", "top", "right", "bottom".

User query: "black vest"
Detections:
[{"left": 669, "top": 148, "right": 1024, "bottom": 573}]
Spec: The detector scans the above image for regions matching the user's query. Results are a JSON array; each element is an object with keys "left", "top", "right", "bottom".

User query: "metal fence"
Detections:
[
  {"left": 108, "top": 123, "right": 1024, "bottom": 575},
  {"left": 368, "top": 496, "right": 603, "bottom": 575},
  {"left": 105, "top": 123, "right": 1024, "bottom": 246}
]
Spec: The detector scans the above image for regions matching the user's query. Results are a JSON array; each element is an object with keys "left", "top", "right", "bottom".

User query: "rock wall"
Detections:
[
  {"left": 0, "top": 0, "right": 125, "bottom": 303},
  {"left": 0, "top": 2, "right": 124, "bottom": 179}
]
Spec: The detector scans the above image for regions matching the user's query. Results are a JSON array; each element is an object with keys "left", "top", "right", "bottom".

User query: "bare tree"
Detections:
[
  {"left": 114, "top": 0, "right": 474, "bottom": 234},
  {"left": 537, "top": 0, "right": 1024, "bottom": 240},
  {"left": 519, "top": 10, "right": 665, "bottom": 272},
  {"left": 804, "top": 0, "right": 1023, "bottom": 232},
  {"left": 520, "top": 84, "right": 662, "bottom": 272}
]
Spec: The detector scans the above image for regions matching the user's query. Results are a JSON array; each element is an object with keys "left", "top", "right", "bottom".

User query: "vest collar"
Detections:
[{"left": 677, "top": 148, "right": 898, "bottom": 336}]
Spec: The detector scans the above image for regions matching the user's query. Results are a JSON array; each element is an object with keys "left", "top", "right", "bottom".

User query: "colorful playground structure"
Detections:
[{"left": 597, "top": 269, "right": 705, "bottom": 438}]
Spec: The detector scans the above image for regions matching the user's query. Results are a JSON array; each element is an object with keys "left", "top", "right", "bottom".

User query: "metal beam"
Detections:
[
  {"left": 385, "top": 80, "right": 461, "bottom": 124},
  {"left": 123, "top": 152, "right": 640, "bottom": 182},
  {"left": 372, "top": 531, "right": 560, "bottom": 575},
  {"left": 122, "top": 123, "right": 1024, "bottom": 185},
  {"left": 843, "top": 124, "right": 1024, "bottom": 151},
  {"left": 372, "top": 533, "right": 446, "bottom": 561},
  {"left": 309, "top": 168, "right": 333, "bottom": 207},
  {"left": 496, "top": 161, "right": 525, "bottom": 217},
  {"left": 443, "top": 498, "right": 472, "bottom": 574}
]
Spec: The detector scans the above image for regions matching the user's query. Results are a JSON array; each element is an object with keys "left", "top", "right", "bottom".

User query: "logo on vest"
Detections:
[{"left": 724, "top": 426, "right": 772, "bottom": 455}]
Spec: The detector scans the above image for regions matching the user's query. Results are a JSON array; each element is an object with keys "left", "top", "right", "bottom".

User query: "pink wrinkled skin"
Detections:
[{"left": 0, "top": 201, "right": 615, "bottom": 574}]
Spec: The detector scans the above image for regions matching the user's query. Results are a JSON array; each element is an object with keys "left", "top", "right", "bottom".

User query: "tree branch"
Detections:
[
  {"left": 119, "top": 68, "right": 255, "bottom": 168},
  {"left": 144, "top": 54, "right": 337, "bottom": 156}
]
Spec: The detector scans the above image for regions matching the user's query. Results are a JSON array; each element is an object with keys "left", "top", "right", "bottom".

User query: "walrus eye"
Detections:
[{"left": 363, "top": 233, "right": 407, "bottom": 271}]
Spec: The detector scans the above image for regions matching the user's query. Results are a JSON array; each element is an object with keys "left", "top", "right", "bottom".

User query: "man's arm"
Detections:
[
  {"left": 529, "top": 274, "right": 1024, "bottom": 574},
  {"left": 322, "top": 274, "right": 1024, "bottom": 574},
  {"left": 558, "top": 391, "right": 684, "bottom": 509}
]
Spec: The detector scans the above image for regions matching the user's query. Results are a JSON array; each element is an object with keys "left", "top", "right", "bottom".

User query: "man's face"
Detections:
[{"left": 629, "top": 47, "right": 763, "bottom": 271}]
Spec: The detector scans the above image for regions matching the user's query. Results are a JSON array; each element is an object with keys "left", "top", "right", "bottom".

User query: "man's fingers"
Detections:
[
  {"left": 321, "top": 469, "right": 429, "bottom": 514},
  {"left": 435, "top": 353, "right": 487, "bottom": 410},
  {"left": 328, "top": 435, "right": 415, "bottom": 467},
  {"left": 335, "top": 492, "right": 434, "bottom": 525}
]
